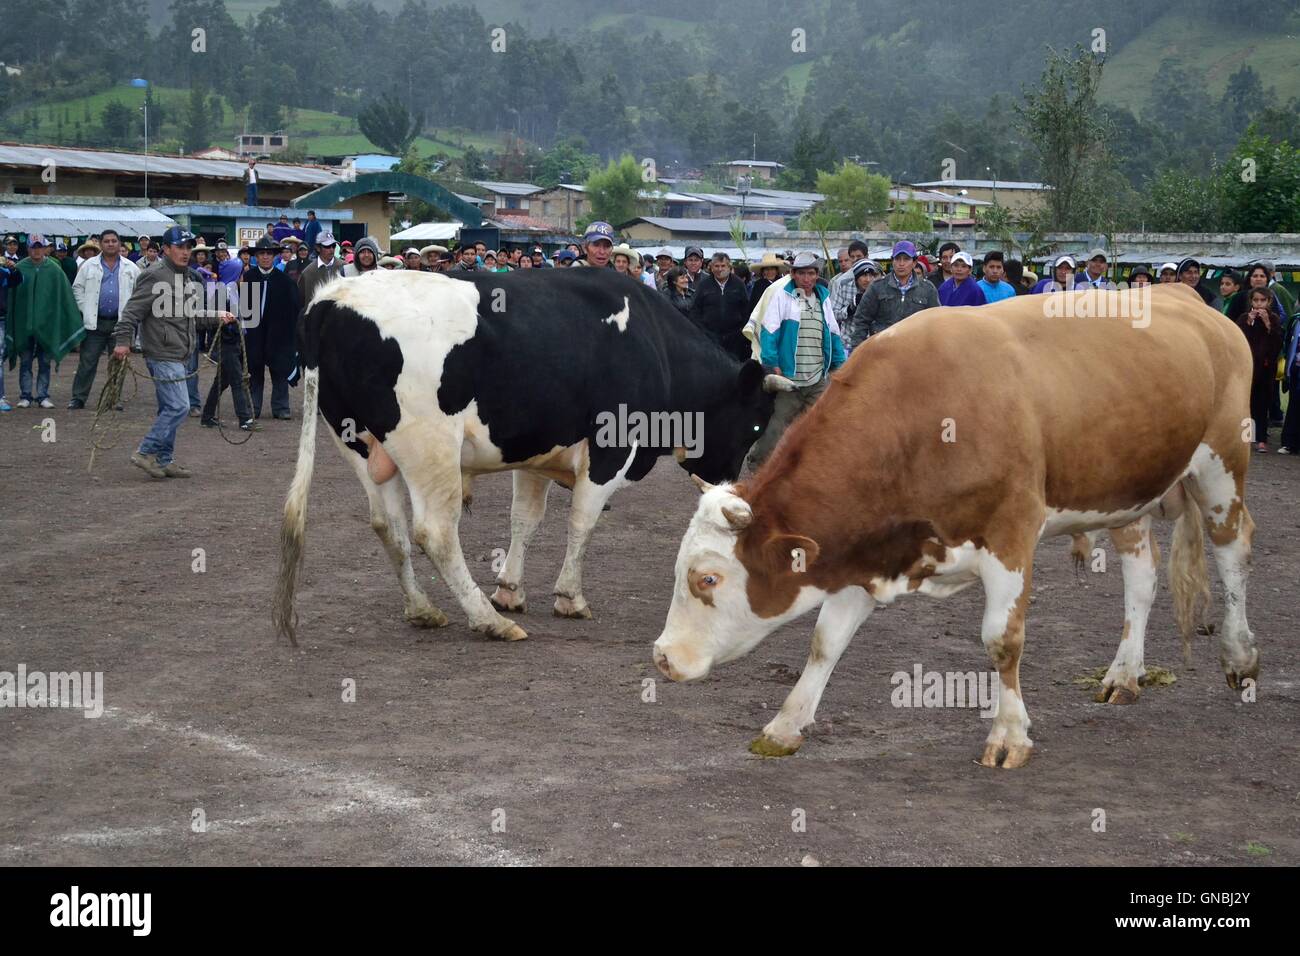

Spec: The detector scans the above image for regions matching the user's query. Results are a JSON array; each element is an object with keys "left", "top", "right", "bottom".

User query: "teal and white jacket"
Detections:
[{"left": 759, "top": 278, "right": 847, "bottom": 379}]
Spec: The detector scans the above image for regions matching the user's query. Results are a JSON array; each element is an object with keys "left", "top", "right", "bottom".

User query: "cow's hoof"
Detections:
[
  {"left": 404, "top": 605, "right": 449, "bottom": 628},
  {"left": 490, "top": 586, "right": 526, "bottom": 614},
  {"left": 749, "top": 733, "right": 803, "bottom": 757},
  {"left": 1223, "top": 651, "right": 1259, "bottom": 691},
  {"left": 553, "top": 596, "right": 592, "bottom": 619},
  {"left": 1095, "top": 682, "right": 1140, "bottom": 705},
  {"left": 482, "top": 619, "right": 528, "bottom": 642},
  {"left": 978, "top": 741, "right": 1033, "bottom": 769}
]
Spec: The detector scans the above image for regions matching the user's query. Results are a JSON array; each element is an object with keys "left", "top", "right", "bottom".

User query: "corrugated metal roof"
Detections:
[
  {"left": 0, "top": 203, "right": 175, "bottom": 237},
  {"left": 628, "top": 217, "right": 788, "bottom": 234},
  {"left": 472, "top": 180, "right": 542, "bottom": 196},
  {"left": 551, "top": 184, "right": 702, "bottom": 203},
  {"left": 0, "top": 143, "right": 341, "bottom": 186},
  {"left": 910, "top": 179, "right": 1049, "bottom": 190},
  {"left": 157, "top": 203, "right": 353, "bottom": 220},
  {"left": 747, "top": 188, "right": 826, "bottom": 202},
  {"left": 687, "top": 192, "right": 812, "bottom": 210}
]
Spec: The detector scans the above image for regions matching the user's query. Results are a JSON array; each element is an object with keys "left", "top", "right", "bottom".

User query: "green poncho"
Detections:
[{"left": 4, "top": 257, "right": 84, "bottom": 368}]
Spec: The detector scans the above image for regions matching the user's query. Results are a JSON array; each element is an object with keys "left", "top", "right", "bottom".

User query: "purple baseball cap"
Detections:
[
  {"left": 891, "top": 240, "right": 917, "bottom": 259},
  {"left": 583, "top": 221, "right": 615, "bottom": 244}
]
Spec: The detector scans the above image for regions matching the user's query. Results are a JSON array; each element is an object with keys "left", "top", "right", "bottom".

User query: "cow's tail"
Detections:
[
  {"left": 1168, "top": 482, "right": 1211, "bottom": 667},
  {"left": 273, "top": 302, "right": 327, "bottom": 647}
]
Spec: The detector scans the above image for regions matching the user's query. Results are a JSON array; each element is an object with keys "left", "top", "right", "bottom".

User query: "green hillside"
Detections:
[
  {"left": 12, "top": 84, "right": 509, "bottom": 160},
  {"left": 1100, "top": 11, "right": 1300, "bottom": 113}
]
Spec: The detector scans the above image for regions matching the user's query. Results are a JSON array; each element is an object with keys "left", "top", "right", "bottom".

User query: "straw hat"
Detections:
[{"left": 610, "top": 243, "right": 638, "bottom": 263}]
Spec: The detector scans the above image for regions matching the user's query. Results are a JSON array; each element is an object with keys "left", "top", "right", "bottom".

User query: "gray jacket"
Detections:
[
  {"left": 847, "top": 271, "right": 939, "bottom": 350},
  {"left": 112, "top": 257, "right": 224, "bottom": 362},
  {"left": 297, "top": 256, "right": 347, "bottom": 308}
]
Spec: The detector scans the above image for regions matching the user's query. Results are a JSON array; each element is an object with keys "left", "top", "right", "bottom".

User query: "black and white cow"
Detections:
[{"left": 274, "top": 267, "right": 793, "bottom": 644}]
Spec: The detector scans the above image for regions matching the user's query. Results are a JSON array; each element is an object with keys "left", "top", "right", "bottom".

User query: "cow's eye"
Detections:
[
  {"left": 700, "top": 574, "right": 718, "bottom": 587},
  {"left": 752, "top": 424, "right": 761, "bottom": 432}
]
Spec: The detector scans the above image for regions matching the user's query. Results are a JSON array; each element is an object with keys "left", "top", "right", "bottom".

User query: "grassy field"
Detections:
[
  {"left": 10, "top": 84, "right": 509, "bottom": 160},
  {"left": 1100, "top": 11, "right": 1300, "bottom": 113},
  {"left": 781, "top": 61, "right": 815, "bottom": 100}
]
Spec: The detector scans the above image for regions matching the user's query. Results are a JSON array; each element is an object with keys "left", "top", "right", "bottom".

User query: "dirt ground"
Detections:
[{"left": 1, "top": 360, "right": 1296, "bottom": 867}]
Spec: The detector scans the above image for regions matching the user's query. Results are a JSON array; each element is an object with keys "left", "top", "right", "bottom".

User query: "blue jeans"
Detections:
[
  {"left": 246, "top": 183, "right": 258, "bottom": 206},
  {"left": 0, "top": 319, "right": 6, "bottom": 399},
  {"left": 186, "top": 342, "right": 201, "bottom": 409},
  {"left": 138, "top": 359, "right": 190, "bottom": 466},
  {"left": 19, "top": 344, "right": 51, "bottom": 401}
]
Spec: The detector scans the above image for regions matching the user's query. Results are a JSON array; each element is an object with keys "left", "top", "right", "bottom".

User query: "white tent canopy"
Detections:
[{"left": 390, "top": 222, "right": 463, "bottom": 242}]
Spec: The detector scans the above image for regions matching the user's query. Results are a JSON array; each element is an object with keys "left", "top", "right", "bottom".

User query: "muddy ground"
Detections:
[{"left": 1, "top": 360, "right": 1296, "bottom": 866}]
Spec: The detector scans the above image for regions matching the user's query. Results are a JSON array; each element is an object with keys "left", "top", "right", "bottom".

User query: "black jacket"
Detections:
[
  {"left": 748, "top": 276, "right": 773, "bottom": 317},
  {"left": 689, "top": 274, "right": 751, "bottom": 360},
  {"left": 241, "top": 267, "right": 301, "bottom": 374},
  {"left": 664, "top": 287, "right": 694, "bottom": 320}
]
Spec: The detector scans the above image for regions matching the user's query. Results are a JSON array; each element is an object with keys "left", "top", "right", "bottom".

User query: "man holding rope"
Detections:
[{"left": 110, "top": 226, "right": 236, "bottom": 479}]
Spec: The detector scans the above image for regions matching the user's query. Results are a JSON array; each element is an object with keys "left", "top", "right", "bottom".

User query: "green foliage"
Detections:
[
  {"left": 812, "top": 162, "right": 890, "bottom": 230},
  {"left": 780, "top": 117, "right": 834, "bottom": 189},
  {"left": 584, "top": 154, "right": 644, "bottom": 228},
  {"left": 100, "top": 100, "right": 134, "bottom": 147},
  {"left": 1017, "top": 46, "right": 1115, "bottom": 231},
  {"left": 459, "top": 145, "right": 488, "bottom": 180},
  {"left": 358, "top": 93, "right": 422, "bottom": 156},
  {"left": 182, "top": 84, "right": 212, "bottom": 154},
  {"left": 1139, "top": 168, "right": 1226, "bottom": 231},
  {"left": 888, "top": 199, "right": 931, "bottom": 232},
  {"left": 1221, "top": 127, "right": 1300, "bottom": 231},
  {"left": 536, "top": 138, "right": 600, "bottom": 189}
]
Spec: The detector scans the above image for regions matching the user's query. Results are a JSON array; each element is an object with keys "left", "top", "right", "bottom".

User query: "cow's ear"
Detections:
[
  {"left": 762, "top": 534, "right": 819, "bottom": 574},
  {"left": 737, "top": 359, "right": 764, "bottom": 394}
]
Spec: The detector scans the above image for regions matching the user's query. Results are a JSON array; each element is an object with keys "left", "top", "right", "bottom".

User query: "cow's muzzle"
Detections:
[{"left": 653, "top": 639, "right": 711, "bottom": 683}]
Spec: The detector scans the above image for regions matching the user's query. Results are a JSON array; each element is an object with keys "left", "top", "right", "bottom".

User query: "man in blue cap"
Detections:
[
  {"left": 845, "top": 239, "right": 938, "bottom": 350},
  {"left": 577, "top": 221, "right": 615, "bottom": 268},
  {"left": 110, "top": 226, "right": 237, "bottom": 478}
]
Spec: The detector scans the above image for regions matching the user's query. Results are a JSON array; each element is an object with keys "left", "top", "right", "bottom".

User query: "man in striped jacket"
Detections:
[{"left": 747, "top": 252, "right": 846, "bottom": 468}]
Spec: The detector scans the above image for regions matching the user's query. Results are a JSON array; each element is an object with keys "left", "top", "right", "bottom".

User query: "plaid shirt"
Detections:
[{"left": 828, "top": 269, "right": 857, "bottom": 325}]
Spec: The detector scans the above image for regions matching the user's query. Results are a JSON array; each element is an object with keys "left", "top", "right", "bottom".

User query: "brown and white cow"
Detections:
[{"left": 653, "top": 283, "right": 1259, "bottom": 769}]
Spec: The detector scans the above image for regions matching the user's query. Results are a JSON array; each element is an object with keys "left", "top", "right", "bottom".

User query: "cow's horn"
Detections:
[
  {"left": 721, "top": 504, "right": 753, "bottom": 530},
  {"left": 763, "top": 374, "right": 797, "bottom": 393},
  {"left": 690, "top": 473, "right": 714, "bottom": 494}
]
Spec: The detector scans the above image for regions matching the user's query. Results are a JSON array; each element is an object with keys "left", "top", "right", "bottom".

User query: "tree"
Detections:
[
  {"left": 358, "top": 93, "right": 422, "bottom": 156},
  {"left": 459, "top": 145, "right": 487, "bottom": 180},
  {"left": 1139, "top": 168, "right": 1225, "bottom": 231},
  {"left": 1016, "top": 47, "right": 1114, "bottom": 230},
  {"left": 1221, "top": 127, "right": 1300, "bottom": 232},
  {"left": 101, "top": 100, "right": 133, "bottom": 146},
  {"left": 182, "top": 84, "right": 212, "bottom": 153},
  {"left": 536, "top": 137, "right": 599, "bottom": 190},
  {"left": 208, "top": 94, "right": 225, "bottom": 134},
  {"left": 584, "top": 154, "right": 645, "bottom": 229},
  {"left": 813, "top": 162, "right": 891, "bottom": 230},
  {"left": 887, "top": 198, "right": 931, "bottom": 232},
  {"left": 780, "top": 116, "right": 834, "bottom": 189}
]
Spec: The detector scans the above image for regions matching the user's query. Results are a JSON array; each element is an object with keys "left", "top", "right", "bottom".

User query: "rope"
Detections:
[{"left": 86, "top": 329, "right": 254, "bottom": 472}]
